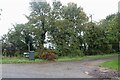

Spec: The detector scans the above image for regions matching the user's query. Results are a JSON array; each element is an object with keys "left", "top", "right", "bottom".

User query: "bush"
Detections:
[
  {"left": 85, "top": 50, "right": 103, "bottom": 55},
  {"left": 34, "top": 52, "right": 39, "bottom": 59},
  {"left": 40, "top": 50, "right": 57, "bottom": 61},
  {"left": 68, "top": 49, "right": 84, "bottom": 57},
  {"left": 55, "top": 46, "right": 84, "bottom": 57},
  {"left": 15, "top": 51, "right": 22, "bottom": 57}
]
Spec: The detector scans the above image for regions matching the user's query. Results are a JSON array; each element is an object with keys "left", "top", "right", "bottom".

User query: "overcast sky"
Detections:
[{"left": 0, "top": 0, "right": 119, "bottom": 36}]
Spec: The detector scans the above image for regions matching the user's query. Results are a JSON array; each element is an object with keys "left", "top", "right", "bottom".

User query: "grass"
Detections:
[
  {"left": 99, "top": 59, "right": 119, "bottom": 70},
  {"left": 57, "top": 53, "right": 119, "bottom": 62},
  {"left": 1, "top": 57, "right": 47, "bottom": 64},
  {"left": 1, "top": 53, "right": 119, "bottom": 64}
]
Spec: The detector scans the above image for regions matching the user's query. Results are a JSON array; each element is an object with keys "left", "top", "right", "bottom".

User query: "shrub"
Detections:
[
  {"left": 85, "top": 49, "right": 104, "bottom": 55},
  {"left": 34, "top": 52, "right": 39, "bottom": 59},
  {"left": 15, "top": 51, "right": 22, "bottom": 57},
  {"left": 40, "top": 50, "right": 57, "bottom": 61},
  {"left": 68, "top": 49, "right": 84, "bottom": 57}
]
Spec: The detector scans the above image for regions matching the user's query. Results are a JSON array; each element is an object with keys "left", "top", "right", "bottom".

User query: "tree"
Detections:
[
  {"left": 26, "top": 0, "right": 51, "bottom": 51},
  {"left": 2, "top": 24, "right": 29, "bottom": 57},
  {"left": 2, "top": 1, "right": 119, "bottom": 58},
  {"left": 116, "top": 13, "right": 120, "bottom": 52},
  {"left": 83, "top": 22, "right": 111, "bottom": 55},
  {"left": 49, "top": 2, "right": 88, "bottom": 56},
  {"left": 99, "top": 13, "right": 119, "bottom": 52}
]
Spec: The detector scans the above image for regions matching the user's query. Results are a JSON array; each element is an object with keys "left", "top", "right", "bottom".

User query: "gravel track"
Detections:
[{"left": 2, "top": 56, "right": 119, "bottom": 78}]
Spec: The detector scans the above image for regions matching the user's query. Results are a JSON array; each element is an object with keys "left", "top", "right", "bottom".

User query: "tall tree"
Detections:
[
  {"left": 26, "top": 0, "right": 51, "bottom": 51},
  {"left": 2, "top": 24, "right": 29, "bottom": 57},
  {"left": 49, "top": 2, "right": 88, "bottom": 56}
]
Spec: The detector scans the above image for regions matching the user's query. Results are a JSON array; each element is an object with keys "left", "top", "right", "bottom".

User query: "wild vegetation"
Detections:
[{"left": 1, "top": 1, "right": 120, "bottom": 60}]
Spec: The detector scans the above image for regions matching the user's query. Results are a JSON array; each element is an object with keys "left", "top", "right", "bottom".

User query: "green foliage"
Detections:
[
  {"left": 99, "top": 13, "right": 119, "bottom": 52},
  {"left": 50, "top": 2, "right": 88, "bottom": 57},
  {"left": 1, "top": 0, "right": 119, "bottom": 58},
  {"left": 15, "top": 51, "right": 22, "bottom": 57},
  {"left": 34, "top": 52, "right": 39, "bottom": 59},
  {"left": 54, "top": 44, "right": 84, "bottom": 57},
  {"left": 2, "top": 24, "right": 28, "bottom": 57},
  {"left": 84, "top": 13, "right": 119, "bottom": 55}
]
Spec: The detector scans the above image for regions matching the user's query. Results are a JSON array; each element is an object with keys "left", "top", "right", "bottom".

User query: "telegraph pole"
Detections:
[
  {"left": 118, "top": 1, "right": 120, "bottom": 52},
  {"left": 118, "top": 1, "right": 120, "bottom": 13},
  {"left": 90, "top": 14, "right": 93, "bottom": 22},
  {"left": 0, "top": 9, "right": 2, "bottom": 20}
]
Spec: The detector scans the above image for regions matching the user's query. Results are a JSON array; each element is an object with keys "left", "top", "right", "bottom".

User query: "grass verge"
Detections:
[
  {"left": 57, "top": 53, "right": 119, "bottom": 62},
  {"left": 1, "top": 53, "right": 119, "bottom": 64},
  {"left": 99, "top": 59, "right": 119, "bottom": 70},
  {"left": 1, "top": 57, "right": 47, "bottom": 64}
]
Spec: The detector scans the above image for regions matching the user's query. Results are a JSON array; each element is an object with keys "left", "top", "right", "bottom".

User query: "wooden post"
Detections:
[
  {"left": 28, "top": 41, "right": 30, "bottom": 52},
  {"left": 118, "top": 2, "right": 120, "bottom": 52},
  {"left": 118, "top": 41, "right": 120, "bottom": 52}
]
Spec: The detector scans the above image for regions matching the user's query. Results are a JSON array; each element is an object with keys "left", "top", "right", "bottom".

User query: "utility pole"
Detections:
[
  {"left": 118, "top": 1, "right": 120, "bottom": 13},
  {"left": 90, "top": 14, "right": 93, "bottom": 22},
  {"left": 118, "top": 1, "right": 120, "bottom": 52},
  {"left": 0, "top": 9, "right": 2, "bottom": 20},
  {"left": 0, "top": 9, "right": 2, "bottom": 14}
]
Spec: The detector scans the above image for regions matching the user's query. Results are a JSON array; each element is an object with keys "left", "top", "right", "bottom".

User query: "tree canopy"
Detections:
[{"left": 1, "top": 1, "right": 119, "bottom": 57}]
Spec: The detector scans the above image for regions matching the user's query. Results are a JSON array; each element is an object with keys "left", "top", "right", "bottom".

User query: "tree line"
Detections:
[{"left": 1, "top": 0, "right": 120, "bottom": 57}]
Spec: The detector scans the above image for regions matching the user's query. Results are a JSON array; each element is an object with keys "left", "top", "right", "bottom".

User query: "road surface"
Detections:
[{"left": 1, "top": 56, "right": 118, "bottom": 78}]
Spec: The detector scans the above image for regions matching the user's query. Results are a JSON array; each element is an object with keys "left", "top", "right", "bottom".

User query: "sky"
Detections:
[{"left": 0, "top": 0, "right": 119, "bottom": 36}]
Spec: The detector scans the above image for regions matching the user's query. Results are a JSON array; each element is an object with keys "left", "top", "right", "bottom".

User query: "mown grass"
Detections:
[
  {"left": 1, "top": 53, "right": 119, "bottom": 64},
  {"left": 99, "top": 59, "right": 119, "bottom": 70}
]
